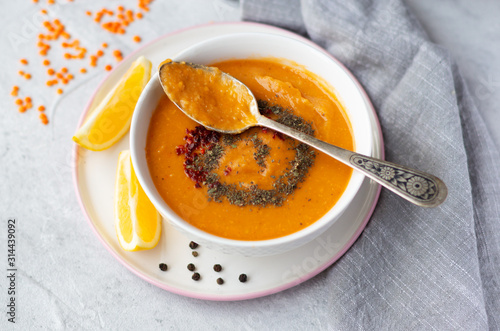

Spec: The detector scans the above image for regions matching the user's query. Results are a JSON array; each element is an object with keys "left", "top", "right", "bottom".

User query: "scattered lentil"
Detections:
[
  {"left": 192, "top": 251, "right": 198, "bottom": 257},
  {"left": 113, "top": 49, "right": 123, "bottom": 62},
  {"left": 39, "top": 113, "right": 49, "bottom": 125},
  {"left": 10, "top": 86, "right": 19, "bottom": 97}
]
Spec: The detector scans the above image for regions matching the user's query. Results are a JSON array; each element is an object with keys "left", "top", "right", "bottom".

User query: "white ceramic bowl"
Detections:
[{"left": 130, "top": 32, "right": 373, "bottom": 256}]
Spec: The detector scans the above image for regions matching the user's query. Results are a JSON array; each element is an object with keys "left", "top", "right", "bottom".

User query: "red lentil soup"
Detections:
[{"left": 146, "top": 58, "right": 354, "bottom": 240}]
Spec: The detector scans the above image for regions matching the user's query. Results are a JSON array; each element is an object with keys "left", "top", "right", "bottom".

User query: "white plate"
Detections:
[{"left": 73, "top": 22, "right": 384, "bottom": 301}]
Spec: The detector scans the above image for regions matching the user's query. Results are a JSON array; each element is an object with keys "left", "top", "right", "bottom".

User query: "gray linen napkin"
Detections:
[{"left": 241, "top": 0, "right": 500, "bottom": 329}]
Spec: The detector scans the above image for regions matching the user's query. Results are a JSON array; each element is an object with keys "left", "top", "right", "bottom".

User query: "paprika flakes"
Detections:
[{"left": 14, "top": 0, "right": 156, "bottom": 127}]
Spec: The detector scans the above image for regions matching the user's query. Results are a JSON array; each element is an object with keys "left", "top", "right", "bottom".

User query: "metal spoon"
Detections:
[{"left": 159, "top": 61, "right": 448, "bottom": 208}]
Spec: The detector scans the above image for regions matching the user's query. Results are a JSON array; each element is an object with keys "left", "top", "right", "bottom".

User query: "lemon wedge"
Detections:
[
  {"left": 73, "top": 56, "right": 152, "bottom": 151},
  {"left": 115, "top": 150, "right": 161, "bottom": 251}
]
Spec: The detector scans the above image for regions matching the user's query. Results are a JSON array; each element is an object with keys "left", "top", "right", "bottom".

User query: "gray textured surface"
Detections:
[{"left": 1, "top": 0, "right": 499, "bottom": 330}]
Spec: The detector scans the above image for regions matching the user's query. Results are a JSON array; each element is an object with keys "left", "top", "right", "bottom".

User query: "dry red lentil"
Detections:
[
  {"left": 39, "top": 113, "right": 49, "bottom": 125},
  {"left": 11, "top": 86, "right": 19, "bottom": 97},
  {"left": 15, "top": 0, "right": 155, "bottom": 126}
]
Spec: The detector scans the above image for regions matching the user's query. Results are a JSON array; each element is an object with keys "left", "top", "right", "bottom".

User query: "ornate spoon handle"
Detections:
[{"left": 258, "top": 116, "right": 448, "bottom": 208}]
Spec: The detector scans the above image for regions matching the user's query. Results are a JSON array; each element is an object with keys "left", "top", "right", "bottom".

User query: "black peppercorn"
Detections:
[
  {"left": 239, "top": 274, "right": 247, "bottom": 283},
  {"left": 192, "top": 272, "right": 200, "bottom": 281},
  {"left": 189, "top": 241, "right": 199, "bottom": 249},
  {"left": 187, "top": 263, "right": 195, "bottom": 271},
  {"left": 217, "top": 278, "right": 224, "bottom": 285},
  {"left": 213, "top": 264, "right": 222, "bottom": 272},
  {"left": 159, "top": 263, "right": 168, "bottom": 271}
]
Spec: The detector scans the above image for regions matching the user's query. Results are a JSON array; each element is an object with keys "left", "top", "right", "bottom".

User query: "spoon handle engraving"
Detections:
[{"left": 258, "top": 116, "right": 447, "bottom": 208}]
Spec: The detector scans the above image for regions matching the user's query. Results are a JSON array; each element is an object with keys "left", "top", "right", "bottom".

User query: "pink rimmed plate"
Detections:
[{"left": 72, "top": 22, "right": 384, "bottom": 301}]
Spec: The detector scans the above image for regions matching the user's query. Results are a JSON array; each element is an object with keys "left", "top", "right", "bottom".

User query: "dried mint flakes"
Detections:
[{"left": 176, "top": 100, "right": 316, "bottom": 208}]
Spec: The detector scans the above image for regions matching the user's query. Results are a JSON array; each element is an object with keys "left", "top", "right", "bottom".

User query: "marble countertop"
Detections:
[{"left": 0, "top": 0, "right": 498, "bottom": 329}]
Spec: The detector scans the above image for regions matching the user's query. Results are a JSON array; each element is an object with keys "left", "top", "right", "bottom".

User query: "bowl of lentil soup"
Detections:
[{"left": 130, "top": 33, "right": 374, "bottom": 256}]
